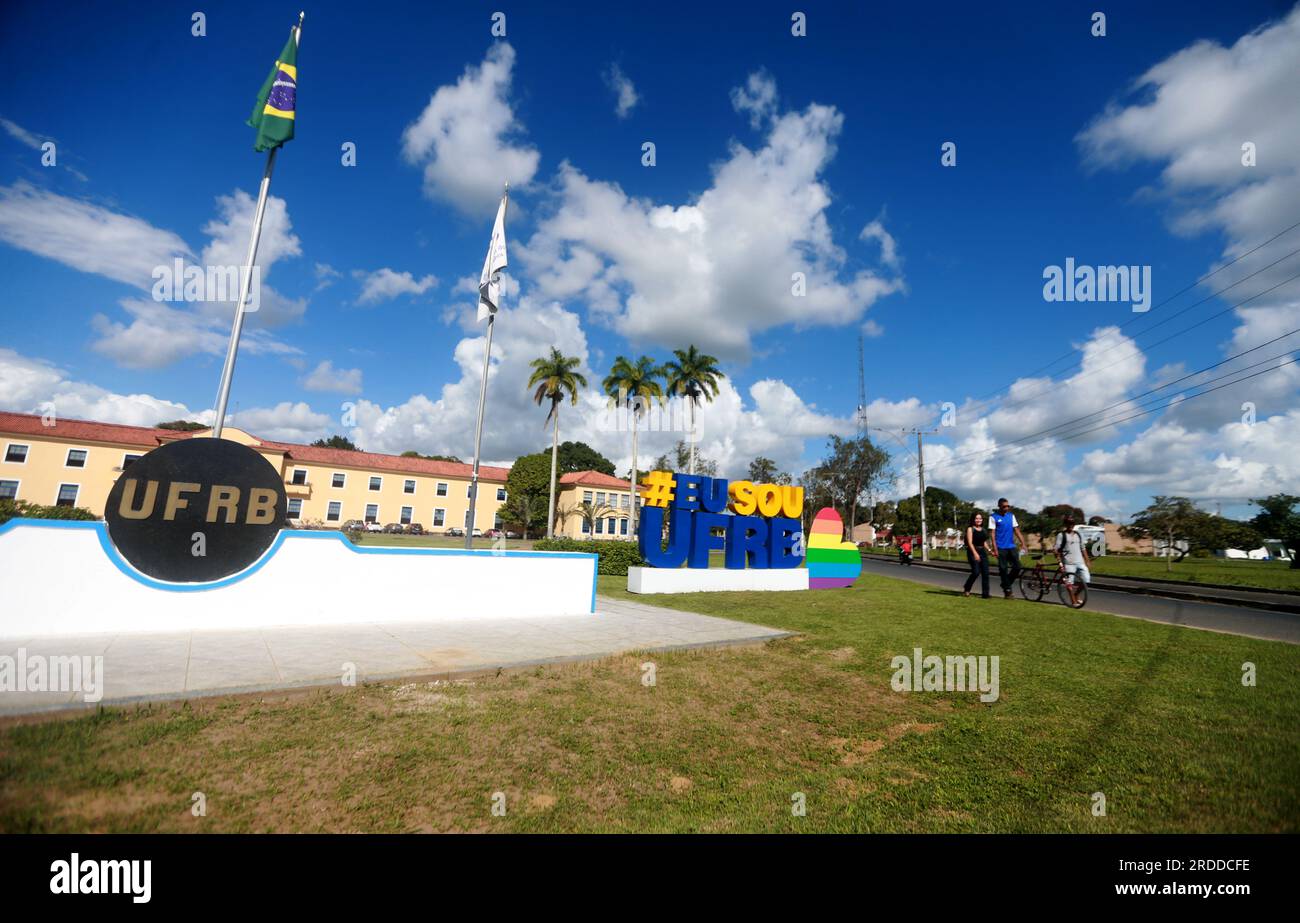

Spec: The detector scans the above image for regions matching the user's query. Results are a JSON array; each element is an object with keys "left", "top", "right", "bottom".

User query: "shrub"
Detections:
[
  {"left": 0, "top": 499, "right": 99, "bottom": 526},
  {"left": 532, "top": 538, "right": 644, "bottom": 575}
]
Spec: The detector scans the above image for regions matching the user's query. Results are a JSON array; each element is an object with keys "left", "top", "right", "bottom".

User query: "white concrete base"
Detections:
[
  {"left": 0, "top": 521, "right": 597, "bottom": 637},
  {"left": 627, "top": 566, "right": 809, "bottom": 594}
]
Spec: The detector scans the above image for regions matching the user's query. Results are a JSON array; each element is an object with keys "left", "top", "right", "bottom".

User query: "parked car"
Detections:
[
  {"left": 341, "top": 519, "right": 366, "bottom": 532},
  {"left": 484, "top": 528, "right": 503, "bottom": 539},
  {"left": 471, "top": 528, "right": 483, "bottom": 538},
  {"left": 504, "top": 530, "right": 521, "bottom": 539},
  {"left": 382, "top": 523, "right": 405, "bottom": 534},
  {"left": 364, "top": 521, "right": 383, "bottom": 533},
  {"left": 444, "top": 527, "right": 465, "bottom": 537},
  {"left": 404, "top": 523, "right": 425, "bottom": 535}
]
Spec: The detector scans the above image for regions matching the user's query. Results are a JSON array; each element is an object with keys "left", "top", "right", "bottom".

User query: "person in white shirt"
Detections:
[{"left": 1055, "top": 515, "right": 1092, "bottom": 607}]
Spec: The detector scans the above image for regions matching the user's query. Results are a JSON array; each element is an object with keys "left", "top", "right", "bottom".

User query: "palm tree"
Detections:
[
  {"left": 602, "top": 355, "right": 664, "bottom": 538},
  {"left": 566, "top": 500, "right": 616, "bottom": 539},
  {"left": 503, "top": 493, "right": 541, "bottom": 540},
  {"left": 528, "top": 347, "right": 588, "bottom": 539},
  {"left": 662, "top": 345, "right": 723, "bottom": 475}
]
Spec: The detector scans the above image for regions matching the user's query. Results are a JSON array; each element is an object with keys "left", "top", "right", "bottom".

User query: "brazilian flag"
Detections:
[{"left": 248, "top": 30, "right": 298, "bottom": 152}]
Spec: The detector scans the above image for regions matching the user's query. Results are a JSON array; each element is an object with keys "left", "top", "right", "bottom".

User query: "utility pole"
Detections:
[{"left": 908, "top": 428, "right": 939, "bottom": 563}]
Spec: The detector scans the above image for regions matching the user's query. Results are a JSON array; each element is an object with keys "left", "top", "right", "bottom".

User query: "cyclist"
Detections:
[{"left": 1054, "top": 515, "right": 1092, "bottom": 607}]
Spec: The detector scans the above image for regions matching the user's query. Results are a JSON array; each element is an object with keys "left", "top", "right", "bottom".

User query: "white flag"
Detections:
[{"left": 477, "top": 192, "right": 508, "bottom": 322}]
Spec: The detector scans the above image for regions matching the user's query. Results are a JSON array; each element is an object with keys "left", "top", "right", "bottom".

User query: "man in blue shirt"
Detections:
[{"left": 989, "top": 498, "right": 1027, "bottom": 599}]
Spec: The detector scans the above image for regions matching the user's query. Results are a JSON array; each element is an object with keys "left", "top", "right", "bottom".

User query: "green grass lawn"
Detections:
[
  {"left": 864, "top": 545, "right": 1300, "bottom": 590},
  {"left": 1, "top": 571, "right": 1296, "bottom": 833},
  {"left": 349, "top": 532, "right": 540, "bottom": 551}
]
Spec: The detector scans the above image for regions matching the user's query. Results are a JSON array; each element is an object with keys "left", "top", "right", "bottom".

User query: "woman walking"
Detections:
[{"left": 963, "top": 512, "right": 995, "bottom": 598}]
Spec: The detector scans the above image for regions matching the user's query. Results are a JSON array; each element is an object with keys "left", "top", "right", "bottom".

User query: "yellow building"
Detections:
[
  {"left": 554, "top": 470, "right": 642, "bottom": 540},
  {"left": 0, "top": 411, "right": 510, "bottom": 533}
]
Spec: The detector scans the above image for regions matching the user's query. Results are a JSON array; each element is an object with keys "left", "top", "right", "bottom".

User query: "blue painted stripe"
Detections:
[
  {"left": 0, "top": 519, "right": 600, "bottom": 594},
  {"left": 806, "top": 561, "right": 863, "bottom": 579}
]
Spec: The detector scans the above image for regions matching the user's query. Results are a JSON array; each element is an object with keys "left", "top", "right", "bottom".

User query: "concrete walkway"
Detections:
[{"left": 0, "top": 597, "right": 792, "bottom": 716}]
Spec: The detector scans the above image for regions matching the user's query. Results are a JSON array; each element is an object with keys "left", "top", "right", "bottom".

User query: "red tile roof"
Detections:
[
  {"left": 559, "top": 469, "right": 640, "bottom": 491},
  {"left": 0, "top": 411, "right": 510, "bottom": 482}
]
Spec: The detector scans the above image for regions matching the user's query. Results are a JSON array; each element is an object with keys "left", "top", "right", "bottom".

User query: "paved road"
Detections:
[{"left": 861, "top": 556, "right": 1300, "bottom": 645}]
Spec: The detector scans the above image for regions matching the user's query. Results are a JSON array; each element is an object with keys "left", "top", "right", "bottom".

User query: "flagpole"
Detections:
[
  {"left": 465, "top": 184, "right": 508, "bottom": 549},
  {"left": 211, "top": 145, "right": 278, "bottom": 440},
  {"left": 211, "top": 12, "right": 303, "bottom": 440}
]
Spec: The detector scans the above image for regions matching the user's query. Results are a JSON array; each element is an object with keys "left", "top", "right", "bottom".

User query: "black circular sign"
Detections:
[{"left": 105, "top": 438, "right": 287, "bottom": 583}]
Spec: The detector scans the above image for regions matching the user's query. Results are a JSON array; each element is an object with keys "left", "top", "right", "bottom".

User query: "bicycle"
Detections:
[{"left": 1017, "top": 554, "right": 1088, "bottom": 609}]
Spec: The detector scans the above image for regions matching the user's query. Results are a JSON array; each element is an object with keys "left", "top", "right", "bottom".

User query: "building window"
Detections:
[
  {"left": 287, "top": 498, "right": 303, "bottom": 518},
  {"left": 433, "top": 508, "right": 446, "bottom": 527},
  {"left": 369, "top": 476, "right": 382, "bottom": 491},
  {"left": 583, "top": 490, "right": 593, "bottom": 504},
  {"left": 404, "top": 479, "right": 416, "bottom": 494},
  {"left": 65, "top": 449, "right": 88, "bottom": 468},
  {"left": 400, "top": 506, "right": 413, "bottom": 525},
  {"left": 5, "top": 444, "right": 29, "bottom": 464},
  {"left": 496, "top": 487, "right": 506, "bottom": 502},
  {"left": 326, "top": 501, "right": 342, "bottom": 522},
  {"left": 494, "top": 513, "right": 502, "bottom": 529},
  {"left": 595, "top": 518, "right": 603, "bottom": 535},
  {"left": 596, "top": 492, "right": 606, "bottom": 506},
  {"left": 582, "top": 519, "right": 591, "bottom": 534},
  {"left": 365, "top": 504, "right": 379, "bottom": 523},
  {"left": 122, "top": 453, "right": 143, "bottom": 469},
  {"left": 0, "top": 480, "right": 17, "bottom": 500},
  {"left": 620, "top": 518, "right": 628, "bottom": 536},
  {"left": 290, "top": 468, "right": 307, "bottom": 485},
  {"left": 607, "top": 517, "right": 616, "bottom": 535},
  {"left": 621, "top": 495, "right": 629, "bottom": 510},
  {"left": 436, "top": 482, "right": 448, "bottom": 496},
  {"left": 331, "top": 472, "right": 346, "bottom": 488},
  {"left": 56, "top": 484, "right": 79, "bottom": 507}
]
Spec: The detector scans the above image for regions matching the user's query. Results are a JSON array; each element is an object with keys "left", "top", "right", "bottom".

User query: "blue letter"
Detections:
[
  {"left": 725, "top": 514, "right": 769, "bottom": 569},
  {"left": 699, "top": 476, "right": 730, "bottom": 513},
  {"left": 672, "top": 472, "right": 701, "bottom": 511},
  {"left": 767, "top": 516, "right": 803, "bottom": 569},
  {"left": 688, "top": 511, "right": 728, "bottom": 568},
  {"left": 638, "top": 505, "right": 691, "bottom": 568}
]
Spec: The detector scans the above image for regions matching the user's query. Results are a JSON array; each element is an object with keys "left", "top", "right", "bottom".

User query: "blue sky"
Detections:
[{"left": 2, "top": 0, "right": 1298, "bottom": 522}]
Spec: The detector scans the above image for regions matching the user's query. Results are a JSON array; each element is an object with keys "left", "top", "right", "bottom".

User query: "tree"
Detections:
[
  {"left": 603, "top": 355, "right": 664, "bottom": 538},
  {"left": 156, "top": 420, "right": 207, "bottom": 431},
  {"left": 401, "top": 450, "right": 462, "bottom": 462},
  {"left": 1039, "top": 503, "right": 1085, "bottom": 528},
  {"left": 502, "top": 493, "right": 543, "bottom": 540},
  {"left": 311, "top": 435, "right": 359, "bottom": 451},
  {"left": 566, "top": 500, "right": 616, "bottom": 537},
  {"left": 651, "top": 440, "right": 717, "bottom": 478},
  {"left": 662, "top": 345, "right": 723, "bottom": 475},
  {"left": 528, "top": 347, "right": 587, "bottom": 539},
  {"left": 810, "top": 435, "right": 892, "bottom": 539},
  {"left": 1088, "top": 515, "right": 1112, "bottom": 526},
  {"left": 892, "top": 488, "right": 978, "bottom": 542},
  {"left": 552, "top": 441, "right": 617, "bottom": 476},
  {"left": 1250, "top": 494, "right": 1300, "bottom": 568},
  {"left": 1122, "top": 496, "right": 1258, "bottom": 569},
  {"left": 505, "top": 452, "right": 552, "bottom": 507},
  {"left": 747, "top": 456, "right": 791, "bottom": 484}
]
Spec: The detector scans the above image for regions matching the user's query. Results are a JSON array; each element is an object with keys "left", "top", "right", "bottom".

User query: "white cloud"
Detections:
[
  {"left": 314, "top": 262, "right": 341, "bottom": 290},
  {"left": 519, "top": 71, "right": 905, "bottom": 359},
  {"left": 1, "top": 117, "right": 43, "bottom": 150},
  {"left": 859, "top": 218, "right": 900, "bottom": 268},
  {"left": 0, "top": 347, "right": 193, "bottom": 426},
  {"left": 730, "top": 70, "right": 777, "bottom": 129},
  {"left": 302, "top": 360, "right": 362, "bottom": 394},
  {"left": 352, "top": 267, "right": 439, "bottom": 305},
  {"left": 222, "top": 401, "right": 334, "bottom": 444},
  {"left": 0, "top": 181, "right": 191, "bottom": 286},
  {"left": 401, "top": 43, "right": 540, "bottom": 216},
  {"left": 603, "top": 64, "right": 639, "bottom": 118}
]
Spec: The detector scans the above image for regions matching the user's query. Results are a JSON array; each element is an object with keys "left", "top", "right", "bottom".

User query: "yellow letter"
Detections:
[
  {"left": 756, "top": 484, "right": 782, "bottom": 518},
  {"left": 245, "top": 488, "right": 278, "bottom": 525},
  {"left": 163, "top": 482, "right": 201, "bottom": 520},
  {"left": 729, "top": 480, "right": 756, "bottom": 515},
  {"left": 780, "top": 485, "right": 805, "bottom": 519},
  {"left": 206, "top": 485, "right": 241, "bottom": 523},
  {"left": 117, "top": 479, "right": 158, "bottom": 519}
]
